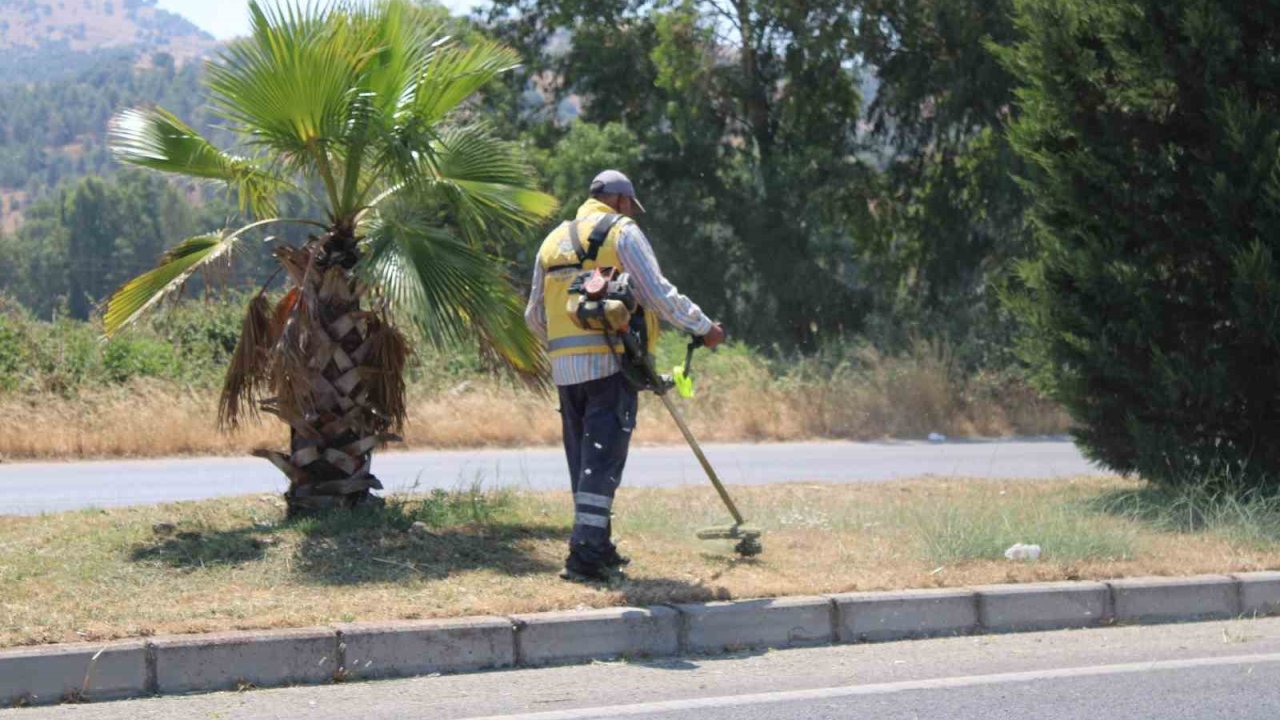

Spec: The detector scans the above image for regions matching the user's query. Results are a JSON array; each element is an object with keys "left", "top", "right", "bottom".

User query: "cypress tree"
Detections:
[{"left": 1002, "top": 0, "right": 1280, "bottom": 487}]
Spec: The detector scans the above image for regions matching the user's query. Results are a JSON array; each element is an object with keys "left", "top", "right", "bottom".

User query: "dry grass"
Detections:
[
  {"left": 0, "top": 348, "right": 1069, "bottom": 461},
  {"left": 3, "top": 475, "right": 1277, "bottom": 649}
]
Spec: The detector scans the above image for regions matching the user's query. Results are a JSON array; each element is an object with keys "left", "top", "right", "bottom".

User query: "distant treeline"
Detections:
[{"left": 0, "top": 50, "right": 214, "bottom": 196}]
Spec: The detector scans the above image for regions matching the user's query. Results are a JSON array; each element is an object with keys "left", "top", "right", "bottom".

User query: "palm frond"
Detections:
[
  {"left": 373, "top": 124, "right": 558, "bottom": 238},
  {"left": 220, "top": 294, "right": 275, "bottom": 429},
  {"left": 359, "top": 206, "right": 548, "bottom": 383},
  {"left": 206, "top": 1, "right": 374, "bottom": 165},
  {"left": 356, "top": 0, "right": 443, "bottom": 117},
  {"left": 333, "top": 1, "right": 447, "bottom": 213},
  {"left": 109, "top": 107, "right": 289, "bottom": 218},
  {"left": 103, "top": 232, "right": 239, "bottom": 337},
  {"left": 432, "top": 126, "right": 560, "bottom": 222},
  {"left": 409, "top": 39, "right": 521, "bottom": 125}
]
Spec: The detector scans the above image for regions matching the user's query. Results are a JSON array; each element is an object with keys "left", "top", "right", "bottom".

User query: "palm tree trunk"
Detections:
[{"left": 255, "top": 233, "right": 403, "bottom": 518}]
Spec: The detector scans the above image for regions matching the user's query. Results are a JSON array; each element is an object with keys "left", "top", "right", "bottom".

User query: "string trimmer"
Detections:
[
  {"left": 567, "top": 267, "right": 762, "bottom": 557},
  {"left": 620, "top": 332, "right": 763, "bottom": 558}
]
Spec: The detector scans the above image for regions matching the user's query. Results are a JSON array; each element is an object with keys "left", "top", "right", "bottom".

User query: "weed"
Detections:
[
  {"left": 901, "top": 494, "right": 1136, "bottom": 565},
  {"left": 1094, "top": 474, "right": 1280, "bottom": 549}
]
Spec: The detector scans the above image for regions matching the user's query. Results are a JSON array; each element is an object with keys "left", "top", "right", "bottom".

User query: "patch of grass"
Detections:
[
  {"left": 131, "top": 528, "right": 268, "bottom": 569},
  {"left": 901, "top": 492, "right": 1137, "bottom": 565},
  {"left": 287, "top": 483, "right": 515, "bottom": 537},
  {"left": 7, "top": 476, "right": 1280, "bottom": 649},
  {"left": 1094, "top": 478, "right": 1280, "bottom": 549}
]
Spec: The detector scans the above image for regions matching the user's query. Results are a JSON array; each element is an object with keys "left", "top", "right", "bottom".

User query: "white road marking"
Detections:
[{"left": 463, "top": 651, "right": 1280, "bottom": 720}]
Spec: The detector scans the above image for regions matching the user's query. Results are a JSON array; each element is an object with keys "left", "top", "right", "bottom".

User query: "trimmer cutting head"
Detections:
[{"left": 697, "top": 524, "right": 764, "bottom": 557}]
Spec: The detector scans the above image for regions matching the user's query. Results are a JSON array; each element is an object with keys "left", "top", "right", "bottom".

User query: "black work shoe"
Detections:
[
  {"left": 602, "top": 545, "right": 631, "bottom": 568},
  {"left": 560, "top": 551, "right": 626, "bottom": 584},
  {"left": 559, "top": 564, "right": 626, "bottom": 584}
]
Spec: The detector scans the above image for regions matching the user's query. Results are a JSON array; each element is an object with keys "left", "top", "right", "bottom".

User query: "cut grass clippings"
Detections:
[{"left": 5, "top": 475, "right": 1273, "bottom": 649}]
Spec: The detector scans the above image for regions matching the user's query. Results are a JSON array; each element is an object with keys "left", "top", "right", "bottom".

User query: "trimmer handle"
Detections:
[{"left": 683, "top": 333, "right": 714, "bottom": 378}]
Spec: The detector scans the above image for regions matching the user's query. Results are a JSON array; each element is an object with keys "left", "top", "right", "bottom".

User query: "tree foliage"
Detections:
[
  {"left": 483, "top": 0, "right": 1030, "bottom": 355},
  {"left": 855, "top": 0, "right": 1031, "bottom": 367},
  {"left": 0, "top": 52, "right": 212, "bottom": 196},
  {"left": 1003, "top": 0, "right": 1280, "bottom": 487},
  {"left": 0, "top": 170, "right": 230, "bottom": 320},
  {"left": 487, "top": 0, "right": 870, "bottom": 348}
]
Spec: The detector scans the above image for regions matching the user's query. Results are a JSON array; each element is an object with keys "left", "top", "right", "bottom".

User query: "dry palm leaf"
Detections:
[
  {"left": 219, "top": 294, "right": 274, "bottom": 430},
  {"left": 362, "top": 318, "right": 410, "bottom": 432}
]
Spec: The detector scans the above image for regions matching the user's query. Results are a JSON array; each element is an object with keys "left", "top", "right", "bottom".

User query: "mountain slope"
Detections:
[{"left": 0, "top": 0, "right": 217, "bottom": 83}]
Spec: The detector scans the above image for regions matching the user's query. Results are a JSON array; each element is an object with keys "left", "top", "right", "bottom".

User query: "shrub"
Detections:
[
  {"left": 102, "top": 335, "right": 179, "bottom": 384},
  {"left": 1003, "top": 0, "right": 1280, "bottom": 489},
  {"left": 0, "top": 316, "right": 27, "bottom": 391}
]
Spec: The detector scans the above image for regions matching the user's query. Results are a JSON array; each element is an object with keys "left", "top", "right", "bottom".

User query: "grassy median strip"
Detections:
[{"left": 2, "top": 475, "right": 1278, "bottom": 648}]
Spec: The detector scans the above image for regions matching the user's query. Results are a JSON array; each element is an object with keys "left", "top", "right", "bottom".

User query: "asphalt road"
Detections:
[
  {"left": 0, "top": 439, "right": 1102, "bottom": 515},
  {"left": 7, "top": 618, "right": 1280, "bottom": 719}
]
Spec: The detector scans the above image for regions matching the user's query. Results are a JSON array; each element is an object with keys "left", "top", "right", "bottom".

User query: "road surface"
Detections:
[
  {"left": 6, "top": 617, "right": 1279, "bottom": 719},
  {"left": 0, "top": 439, "right": 1103, "bottom": 515}
]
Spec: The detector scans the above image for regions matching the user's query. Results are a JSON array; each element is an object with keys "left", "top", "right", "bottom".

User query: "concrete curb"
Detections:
[
  {"left": 675, "top": 596, "right": 834, "bottom": 653},
  {"left": 0, "top": 641, "right": 147, "bottom": 706},
  {"left": 1235, "top": 572, "right": 1280, "bottom": 616},
  {"left": 830, "top": 588, "right": 977, "bottom": 642},
  {"left": 512, "top": 606, "right": 678, "bottom": 667},
  {"left": 1110, "top": 575, "right": 1240, "bottom": 624},
  {"left": 975, "top": 581, "right": 1112, "bottom": 633},
  {"left": 1, "top": 573, "right": 1269, "bottom": 707},
  {"left": 151, "top": 628, "right": 340, "bottom": 694},
  {"left": 337, "top": 616, "right": 514, "bottom": 680}
]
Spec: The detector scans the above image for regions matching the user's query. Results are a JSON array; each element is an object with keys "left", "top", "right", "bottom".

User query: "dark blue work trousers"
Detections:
[{"left": 558, "top": 373, "right": 638, "bottom": 550}]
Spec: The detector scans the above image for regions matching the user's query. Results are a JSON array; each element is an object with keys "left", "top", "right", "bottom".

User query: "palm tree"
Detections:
[{"left": 104, "top": 1, "right": 556, "bottom": 517}]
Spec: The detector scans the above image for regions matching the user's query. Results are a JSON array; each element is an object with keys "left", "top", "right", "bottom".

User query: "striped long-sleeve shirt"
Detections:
[{"left": 524, "top": 221, "right": 714, "bottom": 387}]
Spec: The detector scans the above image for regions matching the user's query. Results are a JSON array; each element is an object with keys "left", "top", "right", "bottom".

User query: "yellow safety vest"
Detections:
[{"left": 538, "top": 199, "right": 661, "bottom": 360}]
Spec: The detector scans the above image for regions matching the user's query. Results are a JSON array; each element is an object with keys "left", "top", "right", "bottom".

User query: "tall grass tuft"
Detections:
[
  {"left": 288, "top": 482, "right": 516, "bottom": 536},
  {"left": 901, "top": 492, "right": 1137, "bottom": 565},
  {"left": 1094, "top": 472, "right": 1280, "bottom": 548}
]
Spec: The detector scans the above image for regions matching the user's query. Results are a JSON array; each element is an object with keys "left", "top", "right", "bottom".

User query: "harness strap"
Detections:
[
  {"left": 555, "top": 214, "right": 623, "bottom": 273},
  {"left": 583, "top": 214, "right": 622, "bottom": 262},
  {"left": 568, "top": 218, "right": 585, "bottom": 261}
]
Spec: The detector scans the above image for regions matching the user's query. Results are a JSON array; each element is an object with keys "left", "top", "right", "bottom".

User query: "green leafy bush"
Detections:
[
  {"left": 0, "top": 317, "right": 26, "bottom": 392},
  {"left": 102, "top": 336, "right": 180, "bottom": 384}
]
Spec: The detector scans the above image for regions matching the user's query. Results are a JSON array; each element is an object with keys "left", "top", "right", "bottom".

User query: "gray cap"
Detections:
[{"left": 590, "top": 170, "right": 646, "bottom": 213}]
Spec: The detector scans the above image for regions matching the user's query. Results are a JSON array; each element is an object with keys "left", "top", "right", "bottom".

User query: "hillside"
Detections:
[
  {"left": 0, "top": 0, "right": 220, "bottom": 231},
  {"left": 0, "top": 0, "right": 218, "bottom": 83},
  {"left": 0, "top": 56, "right": 212, "bottom": 229}
]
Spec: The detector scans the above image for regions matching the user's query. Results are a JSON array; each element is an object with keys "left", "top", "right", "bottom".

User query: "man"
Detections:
[{"left": 525, "top": 170, "right": 725, "bottom": 583}]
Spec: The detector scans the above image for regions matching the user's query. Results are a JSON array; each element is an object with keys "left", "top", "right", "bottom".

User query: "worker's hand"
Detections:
[{"left": 702, "top": 323, "right": 726, "bottom": 350}]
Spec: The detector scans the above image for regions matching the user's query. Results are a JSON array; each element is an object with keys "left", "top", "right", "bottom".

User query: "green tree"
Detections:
[
  {"left": 487, "top": 0, "right": 870, "bottom": 348},
  {"left": 536, "top": 122, "right": 642, "bottom": 211},
  {"left": 855, "top": 0, "right": 1030, "bottom": 367},
  {"left": 104, "top": 1, "right": 557, "bottom": 516},
  {"left": 0, "top": 171, "right": 203, "bottom": 320},
  {"left": 0, "top": 189, "right": 72, "bottom": 319},
  {"left": 65, "top": 172, "right": 197, "bottom": 319},
  {"left": 1003, "top": 0, "right": 1280, "bottom": 487}
]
